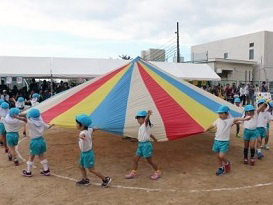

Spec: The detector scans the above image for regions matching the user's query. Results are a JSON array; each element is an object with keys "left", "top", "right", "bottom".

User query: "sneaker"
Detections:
[
  {"left": 257, "top": 152, "right": 264, "bottom": 159},
  {"left": 216, "top": 167, "right": 225, "bottom": 176},
  {"left": 22, "top": 170, "right": 32, "bottom": 177},
  {"left": 224, "top": 161, "right": 231, "bottom": 173},
  {"left": 250, "top": 158, "right": 255, "bottom": 166},
  {"left": 101, "top": 177, "right": 112, "bottom": 187},
  {"left": 125, "top": 170, "right": 136, "bottom": 179},
  {"left": 76, "top": 178, "right": 90, "bottom": 186},
  {"left": 264, "top": 144, "right": 270, "bottom": 150},
  {"left": 8, "top": 154, "right": 12, "bottom": 161},
  {"left": 40, "top": 169, "right": 51, "bottom": 176},
  {"left": 151, "top": 171, "right": 161, "bottom": 180},
  {"left": 244, "top": 158, "right": 249, "bottom": 164},
  {"left": 14, "top": 159, "right": 19, "bottom": 166}
]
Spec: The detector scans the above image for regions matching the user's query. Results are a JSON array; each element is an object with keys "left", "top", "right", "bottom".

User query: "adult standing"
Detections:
[{"left": 239, "top": 84, "right": 246, "bottom": 105}]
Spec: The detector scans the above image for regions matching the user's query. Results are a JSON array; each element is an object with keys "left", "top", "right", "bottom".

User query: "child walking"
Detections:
[
  {"left": 234, "top": 98, "right": 243, "bottom": 138},
  {"left": 125, "top": 110, "right": 160, "bottom": 180},
  {"left": 0, "top": 101, "right": 9, "bottom": 153},
  {"left": 15, "top": 97, "right": 27, "bottom": 137},
  {"left": 206, "top": 105, "right": 250, "bottom": 176},
  {"left": 256, "top": 99, "right": 268, "bottom": 159},
  {"left": 2, "top": 108, "right": 25, "bottom": 165},
  {"left": 15, "top": 108, "right": 53, "bottom": 177},
  {"left": 242, "top": 105, "right": 260, "bottom": 165},
  {"left": 75, "top": 114, "right": 111, "bottom": 187}
]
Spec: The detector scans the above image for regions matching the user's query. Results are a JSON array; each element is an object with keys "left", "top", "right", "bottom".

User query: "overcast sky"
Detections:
[{"left": 0, "top": 0, "right": 273, "bottom": 60}]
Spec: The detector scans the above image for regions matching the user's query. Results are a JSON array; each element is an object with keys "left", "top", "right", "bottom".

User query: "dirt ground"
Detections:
[{"left": 1, "top": 125, "right": 273, "bottom": 205}]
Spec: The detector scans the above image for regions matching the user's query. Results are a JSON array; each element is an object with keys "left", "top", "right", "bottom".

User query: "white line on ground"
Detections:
[{"left": 16, "top": 138, "right": 273, "bottom": 193}]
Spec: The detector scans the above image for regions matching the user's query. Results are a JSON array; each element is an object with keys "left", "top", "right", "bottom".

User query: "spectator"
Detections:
[
  {"left": 29, "top": 78, "right": 39, "bottom": 93},
  {"left": 261, "top": 81, "right": 268, "bottom": 92}
]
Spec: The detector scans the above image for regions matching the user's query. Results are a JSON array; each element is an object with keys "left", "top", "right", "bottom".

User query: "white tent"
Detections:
[{"left": 0, "top": 56, "right": 220, "bottom": 81}]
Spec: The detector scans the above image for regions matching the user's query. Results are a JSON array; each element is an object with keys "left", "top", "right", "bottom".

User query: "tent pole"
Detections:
[{"left": 50, "top": 57, "right": 53, "bottom": 96}]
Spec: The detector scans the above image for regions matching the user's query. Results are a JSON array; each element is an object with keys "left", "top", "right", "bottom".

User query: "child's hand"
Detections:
[
  {"left": 245, "top": 116, "right": 251, "bottom": 121},
  {"left": 147, "top": 110, "right": 153, "bottom": 115}
]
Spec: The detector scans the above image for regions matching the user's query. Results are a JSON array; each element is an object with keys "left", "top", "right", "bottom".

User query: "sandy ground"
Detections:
[{"left": 0, "top": 125, "right": 273, "bottom": 205}]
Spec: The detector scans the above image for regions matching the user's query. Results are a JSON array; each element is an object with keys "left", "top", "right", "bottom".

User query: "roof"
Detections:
[{"left": 0, "top": 56, "right": 220, "bottom": 81}]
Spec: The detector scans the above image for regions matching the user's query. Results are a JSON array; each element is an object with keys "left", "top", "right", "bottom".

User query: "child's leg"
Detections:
[
  {"left": 146, "top": 157, "right": 159, "bottom": 171},
  {"left": 236, "top": 124, "right": 240, "bottom": 135},
  {"left": 218, "top": 153, "right": 227, "bottom": 166},
  {"left": 265, "top": 130, "right": 269, "bottom": 146},
  {"left": 132, "top": 155, "right": 141, "bottom": 171},
  {"left": 8, "top": 146, "right": 16, "bottom": 159},
  {"left": 26, "top": 155, "right": 35, "bottom": 173},
  {"left": 38, "top": 154, "right": 49, "bottom": 171},
  {"left": 80, "top": 166, "right": 88, "bottom": 179},
  {"left": 88, "top": 167, "right": 105, "bottom": 180},
  {"left": 244, "top": 140, "right": 249, "bottom": 159}
]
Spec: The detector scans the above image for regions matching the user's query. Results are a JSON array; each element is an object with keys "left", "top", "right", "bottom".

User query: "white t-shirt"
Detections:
[
  {"left": 257, "top": 111, "right": 268, "bottom": 128},
  {"left": 27, "top": 117, "right": 50, "bottom": 139},
  {"left": 79, "top": 129, "right": 93, "bottom": 152},
  {"left": 266, "top": 112, "right": 273, "bottom": 123},
  {"left": 243, "top": 113, "right": 257, "bottom": 130},
  {"left": 0, "top": 108, "right": 9, "bottom": 123},
  {"left": 138, "top": 124, "right": 151, "bottom": 142},
  {"left": 213, "top": 118, "right": 234, "bottom": 141},
  {"left": 16, "top": 101, "right": 25, "bottom": 109},
  {"left": 31, "top": 98, "right": 39, "bottom": 107},
  {"left": 2, "top": 115, "right": 25, "bottom": 132}
]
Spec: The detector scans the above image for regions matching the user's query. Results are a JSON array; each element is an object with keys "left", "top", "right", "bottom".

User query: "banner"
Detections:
[
  {"left": 6, "top": 77, "right": 12, "bottom": 84},
  {"left": 16, "top": 77, "right": 23, "bottom": 84}
]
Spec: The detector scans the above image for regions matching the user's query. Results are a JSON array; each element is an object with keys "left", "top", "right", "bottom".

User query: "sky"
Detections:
[{"left": 0, "top": 0, "right": 273, "bottom": 60}]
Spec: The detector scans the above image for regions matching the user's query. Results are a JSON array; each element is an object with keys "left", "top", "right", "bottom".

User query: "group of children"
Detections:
[
  {"left": 206, "top": 98, "right": 273, "bottom": 176},
  {"left": 1, "top": 93, "right": 272, "bottom": 187},
  {"left": 0, "top": 93, "right": 160, "bottom": 187}
]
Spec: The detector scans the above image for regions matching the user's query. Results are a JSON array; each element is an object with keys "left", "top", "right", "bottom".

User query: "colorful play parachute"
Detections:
[{"left": 36, "top": 57, "right": 242, "bottom": 141}]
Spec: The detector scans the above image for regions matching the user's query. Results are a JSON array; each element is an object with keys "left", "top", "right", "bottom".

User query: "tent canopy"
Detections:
[
  {"left": 0, "top": 56, "right": 220, "bottom": 81},
  {"left": 33, "top": 57, "right": 240, "bottom": 142}
]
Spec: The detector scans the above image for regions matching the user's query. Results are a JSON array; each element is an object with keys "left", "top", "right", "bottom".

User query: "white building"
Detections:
[
  {"left": 191, "top": 31, "right": 273, "bottom": 82},
  {"left": 141, "top": 49, "right": 165, "bottom": 62}
]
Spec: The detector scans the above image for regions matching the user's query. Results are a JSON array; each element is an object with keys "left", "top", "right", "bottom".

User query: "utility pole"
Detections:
[{"left": 175, "top": 22, "right": 180, "bottom": 63}]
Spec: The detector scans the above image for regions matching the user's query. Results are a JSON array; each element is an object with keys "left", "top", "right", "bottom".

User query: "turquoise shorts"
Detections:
[
  {"left": 136, "top": 141, "right": 153, "bottom": 158},
  {"left": 244, "top": 129, "right": 259, "bottom": 141},
  {"left": 212, "top": 140, "right": 229, "bottom": 153},
  {"left": 79, "top": 150, "right": 95, "bottom": 168},
  {"left": 257, "top": 127, "right": 266, "bottom": 139},
  {"left": 0, "top": 123, "right": 5, "bottom": 135},
  {"left": 266, "top": 123, "right": 270, "bottom": 132},
  {"left": 6, "top": 132, "right": 19, "bottom": 147},
  {"left": 30, "top": 137, "right": 47, "bottom": 156}
]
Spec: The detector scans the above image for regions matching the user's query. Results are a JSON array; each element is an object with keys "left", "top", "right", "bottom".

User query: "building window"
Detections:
[
  {"left": 249, "top": 42, "right": 254, "bottom": 47},
  {"left": 224, "top": 53, "right": 228, "bottom": 59},
  {"left": 249, "top": 49, "right": 254, "bottom": 60}
]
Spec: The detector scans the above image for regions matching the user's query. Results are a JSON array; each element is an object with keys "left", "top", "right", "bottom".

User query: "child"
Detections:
[
  {"left": 15, "top": 108, "right": 54, "bottom": 177},
  {"left": 2, "top": 108, "right": 25, "bottom": 165},
  {"left": 242, "top": 105, "right": 261, "bottom": 165},
  {"left": 0, "top": 101, "right": 9, "bottom": 152},
  {"left": 256, "top": 99, "right": 268, "bottom": 159},
  {"left": 31, "top": 93, "right": 40, "bottom": 107},
  {"left": 75, "top": 114, "right": 111, "bottom": 187},
  {"left": 234, "top": 98, "right": 243, "bottom": 138},
  {"left": 206, "top": 105, "right": 250, "bottom": 176},
  {"left": 263, "top": 101, "right": 273, "bottom": 150},
  {"left": 125, "top": 110, "right": 160, "bottom": 180},
  {"left": 15, "top": 97, "right": 27, "bottom": 137},
  {"left": 15, "top": 97, "right": 25, "bottom": 111}
]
